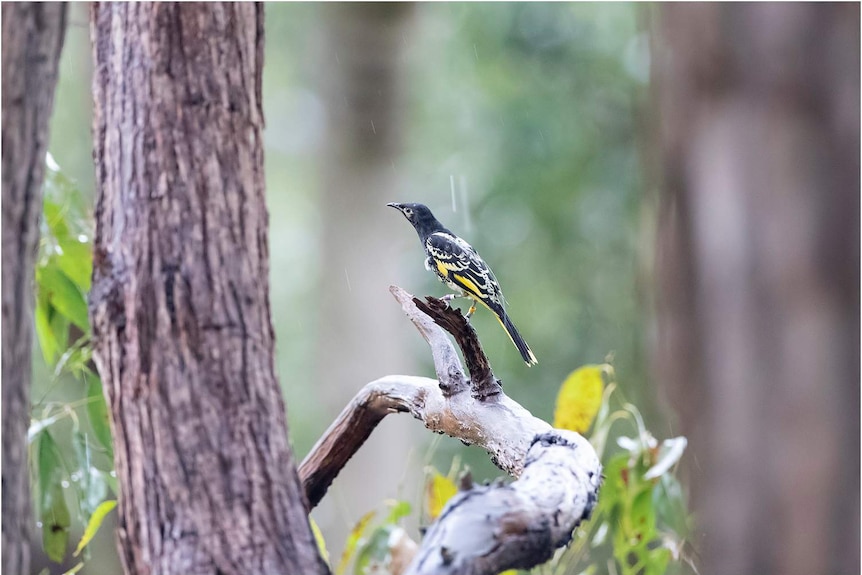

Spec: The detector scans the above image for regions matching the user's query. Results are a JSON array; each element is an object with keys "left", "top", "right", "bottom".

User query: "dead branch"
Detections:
[
  {"left": 412, "top": 295, "right": 499, "bottom": 398},
  {"left": 404, "top": 431, "right": 600, "bottom": 575},
  {"left": 298, "top": 286, "right": 601, "bottom": 575}
]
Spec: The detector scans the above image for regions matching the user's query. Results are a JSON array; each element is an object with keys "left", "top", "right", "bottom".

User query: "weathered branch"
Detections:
[
  {"left": 406, "top": 432, "right": 600, "bottom": 575},
  {"left": 299, "top": 286, "right": 601, "bottom": 574},
  {"left": 412, "top": 296, "right": 500, "bottom": 398}
]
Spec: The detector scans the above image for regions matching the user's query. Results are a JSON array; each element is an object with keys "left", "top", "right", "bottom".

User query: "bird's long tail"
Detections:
[{"left": 494, "top": 308, "right": 538, "bottom": 366}]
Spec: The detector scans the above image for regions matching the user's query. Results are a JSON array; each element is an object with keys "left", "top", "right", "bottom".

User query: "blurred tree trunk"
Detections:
[
  {"left": 89, "top": 5, "right": 324, "bottom": 575},
  {"left": 653, "top": 4, "right": 859, "bottom": 575},
  {"left": 313, "top": 3, "right": 418, "bottom": 540},
  {"left": 1, "top": 4, "right": 66, "bottom": 574}
]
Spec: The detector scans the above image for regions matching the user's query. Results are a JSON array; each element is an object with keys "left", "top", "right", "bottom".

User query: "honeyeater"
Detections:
[{"left": 388, "top": 202, "right": 537, "bottom": 366}]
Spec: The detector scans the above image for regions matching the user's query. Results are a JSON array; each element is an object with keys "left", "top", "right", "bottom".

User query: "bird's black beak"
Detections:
[{"left": 387, "top": 202, "right": 404, "bottom": 213}]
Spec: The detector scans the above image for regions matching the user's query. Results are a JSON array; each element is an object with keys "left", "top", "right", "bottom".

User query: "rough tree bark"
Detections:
[
  {"left": 89, "top": 4, "right": 325, "bottom": 574},
  {"left": 1, "top": 4, "right": 67, "bottom": 574},
  {"left": 653, "top": 4, "right": 860, "bottom": 575}
]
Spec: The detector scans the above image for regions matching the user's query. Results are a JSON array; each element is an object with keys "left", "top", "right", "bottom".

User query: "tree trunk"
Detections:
[
  {"left": 313, "top": 2, "right": 418, "bottom": 544},
  {"left": 653, "top": 4, "right": 860, "bottom": 575},
  {"left": 1, "top": 4, "right": 66, "bottom": 574},
  {"left": 89, "top": 4, "right": 325, "bottom": 574}
]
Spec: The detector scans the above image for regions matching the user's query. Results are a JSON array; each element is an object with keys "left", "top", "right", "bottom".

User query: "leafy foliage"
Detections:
[
  {"left": 333, "top": 500, "right": 415, "bottom": 575},
  {"left": 35, "top": 431, "right": 71, "bottom": 563},
  {"left": 314, "top": 363, "right": 692, "bottom": 575},
  {"left": 30, "top": 155, "right": 116, "bottom": 569},
  {"left": 549, "top": 365, "right": 693, "bottom": 575}
]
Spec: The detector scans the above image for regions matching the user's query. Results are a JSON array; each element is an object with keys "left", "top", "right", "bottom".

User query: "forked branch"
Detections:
[{"left": 298, "top": 286, "right": 601, "bottom": 575}]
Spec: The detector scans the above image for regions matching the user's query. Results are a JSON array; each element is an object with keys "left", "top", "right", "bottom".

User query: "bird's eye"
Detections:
[{"left": 404, "top": 208, "right": 413, "bottom": 217}]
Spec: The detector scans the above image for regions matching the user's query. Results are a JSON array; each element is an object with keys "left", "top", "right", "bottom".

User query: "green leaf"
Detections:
[
  {"left": 336, "top": 510, "right": 376, "bottom": 575},
  {"left": 56, "top": 238, "right": 92, "bottom": 291},
  {"left": 49, "top": 305, "right": 70, "bottom": 358},
  {"left": 384, "top": 500, "right": 412, "bottom": 525},
  {"left": 641, "top": 546, "right": 672, "bottom": 575},
  {"left": 39, "top": 264, "right": 89, "bottom": 332},
  {"left": 655, "top": 474, "right": 688, "bottom": 537},
  {"left": 35, "top": 303, "right": 59, "bottom": 365},
  {"left": 43, "top": 198, "right": 70, "bottom": 239},
  {"left": 73, "top": 500, "right": 117, "bottom": 557},
  {"left": 102, "top": 468, "right": 119, "bottom": 497},
  {"left": 86, "top": 375, "right": 113, "bottom": 457},
  {"left": 631, "top": 487, "right": 657, "bottom": 542},
  {"left": 354, "top": 524, "right": 395, "bottom": 575},
  {"left": 37, "top": 431, "right": 71, "bottom": 563}
]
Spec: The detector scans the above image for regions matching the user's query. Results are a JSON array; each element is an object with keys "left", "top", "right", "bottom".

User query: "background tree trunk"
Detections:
[
  {"left": 1, "top": 4, "right": 66, "bottom": 574},
  {"left": 89, "top": 4, "right": 325, "bottom": 574},
  {"left": 653, "top": 4, "right": 860, "bottom": 575},
  {"left": 313, "top": 3, "right": 418, "bottom": 545}
]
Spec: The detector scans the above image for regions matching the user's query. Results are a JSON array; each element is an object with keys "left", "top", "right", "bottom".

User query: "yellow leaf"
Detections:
[
  {"left": 73, "top": 500, "right": 117, "bottom": 557},
  {"left": 336, "top": 510, "right": 376, "bottom": 575},
  {"left": 425, "top": 470, "right": 458, "bottom": 521},
  {"left": 309, "top": 516, "right": 329, "bottom": 566},
  {"left": 553, "top": 365, "right": 605, "bottom": 434},
  {"left": 60, "top": 563, "right": 85, "bottom": 575}
]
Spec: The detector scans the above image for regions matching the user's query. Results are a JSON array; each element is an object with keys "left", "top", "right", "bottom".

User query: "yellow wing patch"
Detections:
[
  {"left": 435, "top": 259, "right": 451, "bottom": 278},
  {"left": 453, "top": 273, "right": 481, "bottom": 297}
]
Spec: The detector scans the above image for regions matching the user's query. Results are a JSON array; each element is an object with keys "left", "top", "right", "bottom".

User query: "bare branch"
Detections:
[
  {"left": 405, "top": 431, "right": 600, "bottom": 575},
  {"left": 298, "top": 286, "right": 602, "bottom": 575},
  {"left": 412, "top": 295, "right": 500, "bottom": 398}
]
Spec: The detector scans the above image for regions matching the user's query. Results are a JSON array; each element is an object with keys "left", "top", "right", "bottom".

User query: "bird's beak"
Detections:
[{"left": 387, "top": 202, "right": 404, "bottom": 212}]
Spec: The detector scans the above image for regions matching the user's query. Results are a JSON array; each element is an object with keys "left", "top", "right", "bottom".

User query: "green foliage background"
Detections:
[{"left": 34, "top": 4, "right": 680, "bottom": 574}]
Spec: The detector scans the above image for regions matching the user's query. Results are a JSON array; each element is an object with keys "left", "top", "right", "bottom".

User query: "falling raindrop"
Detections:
[
  {"left": 109, "top": 470, "right": 116, "bottom": 478},
  {"left": 36, "top": 522, "right": 43, "bottom": 528},
  {"left": 78, "top": 234, "right": 88, "bottom": 243},
  {"left": 459, "top": 175, "right": 472, "bottom": 234},
  {"left": 61, "top": 480, "right": 70, "bottom": 489},
  {"left": 344, "top": 268, "right": 352, "bottom": 292},
  {"left": 450, "top": 175, "right": 457, "bottom": 212},
  {"left": 370, "top": 120, "right": 376, "bottom": 135}
]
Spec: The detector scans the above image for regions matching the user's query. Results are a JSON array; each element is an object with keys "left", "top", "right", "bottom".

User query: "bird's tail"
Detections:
[{"left": 494, "top": 308, "right": 537, "bottom": 366}]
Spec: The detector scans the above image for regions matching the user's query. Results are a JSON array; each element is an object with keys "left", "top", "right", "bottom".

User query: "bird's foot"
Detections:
[{"left": 465, "top": 303, "right": 476, "bottom": 319}]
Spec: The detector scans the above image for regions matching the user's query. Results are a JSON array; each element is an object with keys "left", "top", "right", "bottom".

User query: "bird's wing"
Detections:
[{"left": 426, "top": 232, "right": 504, "bottom": 307}]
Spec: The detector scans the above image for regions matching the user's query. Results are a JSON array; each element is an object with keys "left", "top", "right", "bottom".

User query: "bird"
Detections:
[{"left": 388, "top": 202, "right": 537, "bottom": 366}]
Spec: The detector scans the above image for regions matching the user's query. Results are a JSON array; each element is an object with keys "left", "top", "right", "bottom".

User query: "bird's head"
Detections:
[{"left": 386, "top": 202, "right": 442, "bottom": 235}]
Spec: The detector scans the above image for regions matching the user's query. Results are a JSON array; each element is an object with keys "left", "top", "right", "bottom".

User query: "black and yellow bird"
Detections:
[{"left": 388, "top": 202, "right": 537, "bottom": 366}]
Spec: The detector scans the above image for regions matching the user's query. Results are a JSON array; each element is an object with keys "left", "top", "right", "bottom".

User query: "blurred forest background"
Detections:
[
  {"left": 21, "top": 2, "right": 858, "bottom": 575},
  {"left": 40, "top": 4, "right": 657, "bottom": 571}
]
